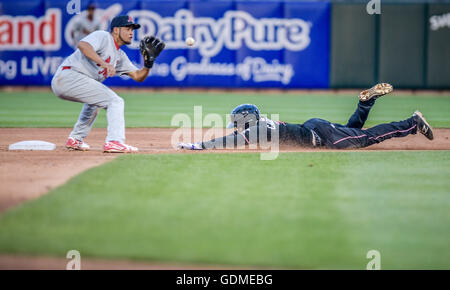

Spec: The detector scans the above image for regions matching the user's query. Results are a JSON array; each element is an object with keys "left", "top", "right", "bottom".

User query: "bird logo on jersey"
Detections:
[{"left": 97, "top": 56, "right": 111, "bottom": 78}]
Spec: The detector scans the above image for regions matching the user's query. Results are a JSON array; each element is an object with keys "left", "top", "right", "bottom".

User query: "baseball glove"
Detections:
[{"left": 140, "top": 36, "right": 165, "bottom": 69}]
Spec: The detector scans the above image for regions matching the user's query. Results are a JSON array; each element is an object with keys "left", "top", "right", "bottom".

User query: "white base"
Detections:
[{"left": 9, "top": 140, "right": 56, "bottom": 151}]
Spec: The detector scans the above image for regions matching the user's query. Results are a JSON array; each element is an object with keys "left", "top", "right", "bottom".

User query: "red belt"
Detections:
[{"left": 62, "top": 66, "right": 71, "bottom": 70}]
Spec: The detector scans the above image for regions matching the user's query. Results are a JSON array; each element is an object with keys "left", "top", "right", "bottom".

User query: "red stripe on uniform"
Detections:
[
  {"left": 333, "top": 124, "right": 417, "bottom": 145},
  {"left": 368, "top": 124, "right": 417, "bottom": 140},
  {"left": 333, "top": 134, "right": 367, "bottom": 145},
  {"left": 113, "top": 38, "right": 120, "bottom": 50}
]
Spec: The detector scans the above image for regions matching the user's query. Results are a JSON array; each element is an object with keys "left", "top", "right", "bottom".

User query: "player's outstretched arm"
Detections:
[
  {"left": 127, "top": 67, "right": 150, "bottom": 82},
  {"left": 178, "top": 125, "right": 266, "bottom": 150},
  {"left": 178, "top": 142, "right": 204, "bottom": 150},
  {"left": 178, "top": 132, "right": 248, "bottom": 150}
]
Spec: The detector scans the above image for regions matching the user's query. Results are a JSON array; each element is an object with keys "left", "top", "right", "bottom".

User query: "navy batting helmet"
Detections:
[{"left": 226, "top": 104, "right": 260, "bottom": 132}]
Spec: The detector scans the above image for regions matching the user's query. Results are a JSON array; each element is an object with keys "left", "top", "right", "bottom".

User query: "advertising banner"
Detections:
[{"left": 0, "top": 0, "right": 331, "bottom": 88}]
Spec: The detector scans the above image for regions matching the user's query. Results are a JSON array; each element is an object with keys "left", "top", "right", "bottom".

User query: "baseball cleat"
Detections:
[
  {"left": 359, "top": 83, "right": 393, "bottom": 102},
  {"left": 413, "top": 111, "right": 434, "bottom": 140},
  {"left": 66, "top": 137, "right": 90, "bottom": 151},
  {"left": 103, "top": 141, "right": 139, "bottom": 153}
]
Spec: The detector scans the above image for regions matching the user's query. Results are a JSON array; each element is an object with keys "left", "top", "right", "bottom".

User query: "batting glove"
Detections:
[{"left": 177, "top": 142, "right": 204, "bottom": 150}]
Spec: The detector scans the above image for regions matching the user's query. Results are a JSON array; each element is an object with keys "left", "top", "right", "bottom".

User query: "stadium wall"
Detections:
[{"left": 330, "top": 1, "right": 450, "bottom": 89}]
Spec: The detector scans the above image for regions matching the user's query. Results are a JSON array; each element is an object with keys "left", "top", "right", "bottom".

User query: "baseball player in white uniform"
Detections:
[{"left": 51, "top": 15, "right": 165, "bottom": 153}]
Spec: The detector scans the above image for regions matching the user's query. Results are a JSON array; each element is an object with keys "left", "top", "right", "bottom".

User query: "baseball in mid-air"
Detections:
[{"left": 185, "top": 37, "right": 195, "bottom": 46}]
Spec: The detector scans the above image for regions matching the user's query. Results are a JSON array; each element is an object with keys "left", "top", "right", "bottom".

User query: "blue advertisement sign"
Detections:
[{"left": 0, "top": 0, "right": 330, "bottom": 88}]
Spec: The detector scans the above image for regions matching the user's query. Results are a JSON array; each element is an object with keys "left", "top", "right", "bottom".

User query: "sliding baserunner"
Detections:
[{"left": 178, "top": 83, "right": 434, "bottom": 150}]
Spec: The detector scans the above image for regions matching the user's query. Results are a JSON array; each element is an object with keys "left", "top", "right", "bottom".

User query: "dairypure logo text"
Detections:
[
  {"left": 129, "top": 9, "right": 311, "bottom": 58},
  {"left": 127, "top": 8, "right": 304, "bottom": 84}
]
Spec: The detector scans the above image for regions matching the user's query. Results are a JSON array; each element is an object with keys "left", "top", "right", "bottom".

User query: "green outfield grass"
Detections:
[
  {"left": 0, "top": 152, "right": 449, "bottom": 269},
  {"left": 0, "top": 91, "right": 449, "bottom": 128}
]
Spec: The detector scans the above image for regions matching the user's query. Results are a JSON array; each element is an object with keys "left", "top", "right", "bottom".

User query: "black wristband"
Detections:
[{"left": 144, "top": 59, "right": 154, "bottom": 69}]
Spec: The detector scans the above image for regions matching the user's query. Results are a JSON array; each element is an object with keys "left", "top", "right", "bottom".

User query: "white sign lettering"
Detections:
[
  {"left": 430, "top": 13, "right": 450, "bottom": 31},
  {"left": 129, "top": 9, "right": 311, "bottom": 58}
]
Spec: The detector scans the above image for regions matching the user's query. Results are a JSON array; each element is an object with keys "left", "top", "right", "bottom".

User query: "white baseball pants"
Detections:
[{"left": 51, "top": 67, "right": 126, "bottom": 143}]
